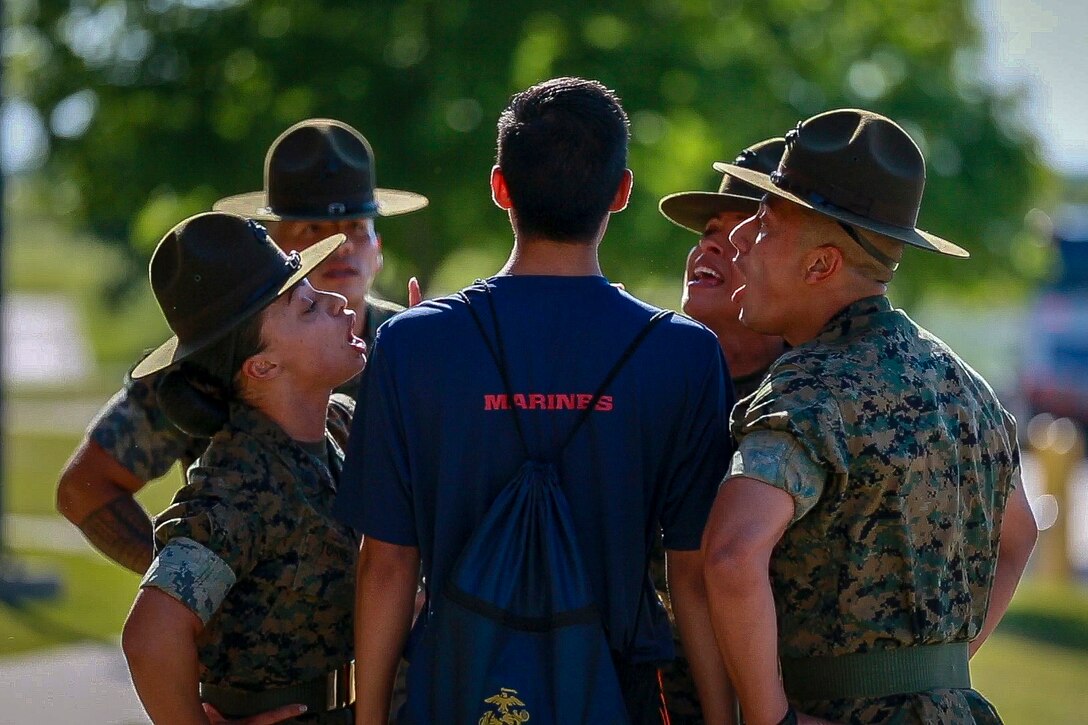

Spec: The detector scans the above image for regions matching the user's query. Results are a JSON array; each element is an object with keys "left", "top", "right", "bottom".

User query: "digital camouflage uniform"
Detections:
[
  {"left": 728, "top": 296, "right": 1018, "bottom": 725},
  {"left": 88, "top": 297, "right": 401, "bottom": 721},
  {"left": 649, "top": 366, "right": 769, "bottom": 724},
  {"left": 89, "top": 296, "right": 401, "bottom": 480},
  {"left": 142, "top": 395, "right": 358, "bottom": 723}
]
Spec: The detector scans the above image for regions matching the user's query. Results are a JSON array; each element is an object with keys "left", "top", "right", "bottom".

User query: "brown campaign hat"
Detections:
[
  {"left": 214, "top": 118, "right": 428, "bottom": 221},
  {"left": 659, "top": 138, "right": 785, "bottom": 234},
  {"left": 717, "top": 108, "right": 968, "bottom": 258},
  {"left": 132, "top": 212, "right": 344, "bottom": 379}
]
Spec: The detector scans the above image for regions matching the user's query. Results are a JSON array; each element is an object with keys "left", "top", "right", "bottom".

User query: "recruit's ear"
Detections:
[
  {"left": 491, "top": 166, "right": 513, "bottom": 210},
  {"left": 609, "top": 169, "right": 634, "bottom": 213}
]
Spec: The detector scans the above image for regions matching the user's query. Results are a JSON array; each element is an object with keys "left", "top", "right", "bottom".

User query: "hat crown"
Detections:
[
  {"left": 773, "top": 109, "right": 925, "bottom": 228},
  {"left": 150, "top": 212, "right": 300, "bottom": 348},
  {"left": 717, "top": 137, "right": 786, "bottom": 197},
  {"left": 263, "top": 119, "right": 378, "bottom": 218}
]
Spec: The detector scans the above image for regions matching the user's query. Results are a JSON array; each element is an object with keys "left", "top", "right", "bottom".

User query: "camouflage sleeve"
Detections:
[
  {"left": 1002, "top": 407, "right": 1023, "bottom": 492},
  {"left": 152, "top": 472, "right": 264, "bottom": 589},
  {"left": 88, "top": 373, "right": 205, "bottom": 481},
  {"left": 141, "top": 537, "right": 236, "bottom": 624},
  {"left": 728, "top": 430, "right": 827, "bottom": 522},
  {"left": 730, "top": 362, "right": 849, "bottom": 512}
]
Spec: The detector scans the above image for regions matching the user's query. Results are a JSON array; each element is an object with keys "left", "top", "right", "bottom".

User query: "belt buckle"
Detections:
[{"left": 326, "top": 661, "right": 356, "bottom": 711}]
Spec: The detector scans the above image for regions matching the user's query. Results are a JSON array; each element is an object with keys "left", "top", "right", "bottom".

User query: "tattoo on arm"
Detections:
[{"left": 78, "top": 496, "right": 155, "bottom": 575}]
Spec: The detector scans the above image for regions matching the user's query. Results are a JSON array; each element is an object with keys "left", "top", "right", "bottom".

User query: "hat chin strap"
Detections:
[{"left": 836, "top": 221, "right": 899, "bottom": 280}]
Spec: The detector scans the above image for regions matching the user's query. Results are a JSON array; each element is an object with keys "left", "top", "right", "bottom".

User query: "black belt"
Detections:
[{"left": 200, "top": 661, "right": 355, "bottom": 718}]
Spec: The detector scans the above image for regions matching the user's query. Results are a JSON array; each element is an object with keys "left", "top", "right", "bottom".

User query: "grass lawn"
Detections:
[
  {"left": 973, "top": 626, "right": 1088, "bottom": 724},
  {"left": 4, "top": 431, "right": 85, "bottom": 516},
  {"left": 971, "top": 582, "right": 1088, "bottom": 723},
  {"left": 0, "top": 549, "right": 141, "bottom": 655},
  {"left": 4, "top": 429, "right": 182, "bottom": 518}
]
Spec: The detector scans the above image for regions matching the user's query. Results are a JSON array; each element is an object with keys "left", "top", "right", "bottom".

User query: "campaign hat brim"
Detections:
[
  {"left": 131, "top": 233, "right": 345, "bottom": 379},
  {"left": 658, "top": 190, "right": 760, "bottom": 234},
  {"left": 718, "top": 164, "right": 969, "bottom": 258},
  {"left": 213, "top": 189, "right": 429, "bottom": 221}
]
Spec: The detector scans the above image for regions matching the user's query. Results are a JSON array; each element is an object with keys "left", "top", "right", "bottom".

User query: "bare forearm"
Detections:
[
  {"left": 972, "top": 483, "right": 1038, "bottom": 657},
  {"left": 128, "top": 647, "right": 207, "bottom": 724},
  {"left": 78, "top": 495, "right": 155, "bottom": 574},
  {"left": 355, "top": 543, "right": 419, "bottom": 725},
  {"left": 971, "top": 558, "right": 1023, "bottom": 656},
  {"left": 58, "top": 440, "right": 154, "bottom": 574},
  {"left": 707, "top": 565, "right": 788, "bottom": 725},
  {"left": 123, "top": 593, "right": 207, "bottom": 724},
  {"left": 669, "top": 552, "right": 735, "bottom": 724},
  {"left": 703, "top": 478, "right": 795, "bottom": 725}
]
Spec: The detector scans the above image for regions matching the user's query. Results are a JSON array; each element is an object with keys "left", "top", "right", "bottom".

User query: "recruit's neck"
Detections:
[
  {"left": 245, "top": 386, "right": 332, "bottom": 443},
  {"left": 500, "top": 236, "right": 603, "bottom": 277}
]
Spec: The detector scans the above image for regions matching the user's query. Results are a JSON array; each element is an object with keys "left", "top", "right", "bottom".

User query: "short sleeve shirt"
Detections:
[
  {"left": 141, "top": 395, "right": 359, "bottom": 689},
  {"left": 335, "top": 276, "right": 733, "bottom": 662},
  {"left": 730, "top": 296, "right": 1020, "bottom": 655},
  {"left": 727, "top": 296, "right": 1019, "bottom": 720}
]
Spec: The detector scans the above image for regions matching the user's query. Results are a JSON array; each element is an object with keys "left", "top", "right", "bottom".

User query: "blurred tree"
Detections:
[{"left": 9, "top": 0, "right": 1050, "bottom": 303}]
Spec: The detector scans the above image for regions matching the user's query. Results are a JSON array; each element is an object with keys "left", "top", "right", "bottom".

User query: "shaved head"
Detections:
[{"left": 789, "top": 203, "right": 904, "bottom": 282}]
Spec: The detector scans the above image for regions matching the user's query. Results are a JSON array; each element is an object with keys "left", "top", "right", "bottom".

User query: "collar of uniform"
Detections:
[
  {"left": 812, "top": 294, "right": 891, "bottom": 346},
  {"left": 227, "top": 399, "right": 290, "bottom": 444},
  {"left": 324, "top": 426, "right": 344, "bottom": 488},
  {"left": 226, "top": 399, "right": 340, "bottom": 493}
]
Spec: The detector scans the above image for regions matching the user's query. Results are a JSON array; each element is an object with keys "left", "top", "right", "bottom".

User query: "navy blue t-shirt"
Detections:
[{"left": 335, "top": 275, "right": 733, "bottom": 662}]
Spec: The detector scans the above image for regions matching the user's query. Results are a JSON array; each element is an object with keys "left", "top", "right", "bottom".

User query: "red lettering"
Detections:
[
  {"left": 486, "top": 392, "right": 614, "bottom": 411},
  {"left": 484, "top": 394, "right": 509, "bottom": 411}
]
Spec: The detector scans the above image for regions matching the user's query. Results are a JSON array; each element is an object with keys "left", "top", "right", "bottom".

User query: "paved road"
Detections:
[{"left": 0, "top": 642, "right": 148, "bottom": 724}]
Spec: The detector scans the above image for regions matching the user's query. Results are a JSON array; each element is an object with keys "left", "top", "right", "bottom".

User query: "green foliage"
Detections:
[
  {"left": 12, "top": 0, "right": 1049, "bottom": 303},
  {"left": 3, "top": 431, "right": 83, "bottom": 516}
]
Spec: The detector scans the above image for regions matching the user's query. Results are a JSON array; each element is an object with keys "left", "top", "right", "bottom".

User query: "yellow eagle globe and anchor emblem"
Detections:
[{"left": 479, "top": 687, "right": 531, "bottom": 724}]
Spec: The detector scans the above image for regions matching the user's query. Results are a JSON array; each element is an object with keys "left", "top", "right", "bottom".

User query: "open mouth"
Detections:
[
  {"left": 689, "top": 264, "right": 725, "bottom": 288},
  {"left": 345, "top": 317, "right": 367, "bottom": 354}
]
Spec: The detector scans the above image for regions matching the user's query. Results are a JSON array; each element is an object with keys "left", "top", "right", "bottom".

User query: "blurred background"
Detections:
[{"left": 1, "top": 0, "right": 1086, "bottom": 722}]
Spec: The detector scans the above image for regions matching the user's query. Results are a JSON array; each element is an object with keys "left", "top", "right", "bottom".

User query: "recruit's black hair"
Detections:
[{"left": 496, "top": 77, "right": 630, "bottom": 243}]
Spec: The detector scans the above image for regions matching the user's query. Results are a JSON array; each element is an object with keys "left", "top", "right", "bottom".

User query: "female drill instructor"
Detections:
[{"left": 122, "top": 212, "right": 365, "bottom": 724}]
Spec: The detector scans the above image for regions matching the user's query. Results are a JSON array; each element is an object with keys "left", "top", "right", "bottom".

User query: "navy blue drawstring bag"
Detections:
[{"left": 401, "top": 284, "right": 669, "bottom": 725}]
